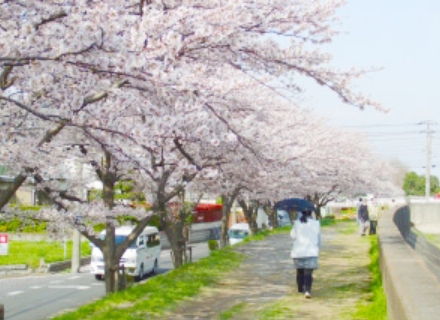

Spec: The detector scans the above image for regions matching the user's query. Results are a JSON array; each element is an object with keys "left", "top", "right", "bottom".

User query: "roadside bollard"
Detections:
[{"left": 0, "top": 303, "right": 4, "bottom": 320}]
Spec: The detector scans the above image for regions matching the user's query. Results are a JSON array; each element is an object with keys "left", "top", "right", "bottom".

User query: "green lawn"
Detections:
[{"left": 0, "top": 240, "right": 91, "bottom": 269}]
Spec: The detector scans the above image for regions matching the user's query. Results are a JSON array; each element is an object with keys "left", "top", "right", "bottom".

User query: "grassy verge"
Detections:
[
  {"left": 52, "top": 247, "right": 244, "bottom": 320},
  {"left": 219, "top": 302, "right": 247, "bottom": 320},
  {"left": 351, "top": 235, "right": 388, "bottom": 319},
  {"left": 320, "top": 217, "right": 338, "bottom": 227},
  {"left": 413, "top": 228, "right": 440, "bottom": 249},
  {"left": 241, "top": 218, "right": 336, "bottom": 245},
  {"left": 0, "top": 240, "right": 91, "bottom": 269},
  {"left": 423, "top": 233, "right": 440, "bottom": 248}
]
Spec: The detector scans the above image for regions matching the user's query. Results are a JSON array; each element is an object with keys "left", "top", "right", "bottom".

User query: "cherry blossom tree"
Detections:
[{"left": 0, "top": 0, "right": 391, "bottom": 294}]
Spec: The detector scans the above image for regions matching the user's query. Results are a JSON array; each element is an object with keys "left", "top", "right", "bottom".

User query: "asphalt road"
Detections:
[{"left": 0, "top": 242, "right": 210, "bottom": 320}]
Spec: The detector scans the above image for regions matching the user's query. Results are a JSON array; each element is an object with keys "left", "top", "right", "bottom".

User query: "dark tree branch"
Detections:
[
  {"left": 0, "top": 65, "right": 15, "bottom": 89},
  {"left": 34, "top": 11, "right": 67, "bottom": 30}
]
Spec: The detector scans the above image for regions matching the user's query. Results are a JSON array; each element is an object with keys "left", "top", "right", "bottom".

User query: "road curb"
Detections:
[{"left": 0, "top": 257, "right": 91, "bottom": 278}]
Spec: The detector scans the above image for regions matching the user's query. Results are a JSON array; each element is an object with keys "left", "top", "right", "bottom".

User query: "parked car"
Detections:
[
  {"left": 228, "top": 223, "right": 251, "bottom": 245},
  {"left": 90, "top": 225, "right": 161, "bottom": 281},
  {"left": 277, "top": 210, "right": 292, "bottom": 227}
]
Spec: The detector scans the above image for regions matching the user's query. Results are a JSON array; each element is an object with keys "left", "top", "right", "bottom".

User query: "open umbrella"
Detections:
[{"left": 274, "top": 198, "right": 316, "bottom": 212}]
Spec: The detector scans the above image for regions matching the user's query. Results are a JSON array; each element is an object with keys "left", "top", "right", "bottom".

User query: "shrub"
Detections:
[{"left": 208, "top": 239, "right": 219, "bottom": 251}]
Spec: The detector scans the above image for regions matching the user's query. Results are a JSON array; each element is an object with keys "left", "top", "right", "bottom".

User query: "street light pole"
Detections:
[{"left": 425, "top": 121, "right": 433, "bottom": 199}]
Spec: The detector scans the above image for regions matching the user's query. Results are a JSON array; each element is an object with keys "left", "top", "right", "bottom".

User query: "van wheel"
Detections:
[
  {"left": 151, "top": 259, "right": 158, "bottom": 275},
  {"left": 135, "top": 265, "right": 144, "bottom": 282},
  {"left": 95, "top": 275, "right": 104, "bottom": 281}
]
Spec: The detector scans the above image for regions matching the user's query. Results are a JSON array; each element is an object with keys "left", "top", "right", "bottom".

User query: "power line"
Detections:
[{"left": 342, "top": 123, "right": 422, "bottom": 128}]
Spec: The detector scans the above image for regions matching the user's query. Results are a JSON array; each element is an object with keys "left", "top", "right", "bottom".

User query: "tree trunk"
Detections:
[
  {"left": 163, "top": 219, "right": 186, "bottom": 268},
  {"left": 219, "top": 189, "right": 239, "bottom": 248},
  {"left": 238, "top": 199, "right": 258, "bottom": 235},
  {"left": 306, "top": 191, "right": 338, "bottom": 220},
  {"left": 101, "top": 151, "right": 123, "bottom": 294},
  {"left": 219, "top": 202, "right": 230, "bottom": 248},
  {"left": 315, "top": 204, "right": 323, "bottom": 220},
  {"left": 263, "top": 205, "right": 278, "bottom": 229},
  {"left": 103, "top": 223, "right": 121, "bottom": 294}
]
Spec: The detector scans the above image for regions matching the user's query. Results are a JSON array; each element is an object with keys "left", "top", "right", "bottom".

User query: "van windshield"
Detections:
[
  {"left": 98, "top": 234, "right": 137, "bottom": 248},
  {"left": 228, "top": 229, "right": 249, "bottom": 239}
]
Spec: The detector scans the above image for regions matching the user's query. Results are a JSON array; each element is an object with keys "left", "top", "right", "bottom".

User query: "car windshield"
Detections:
[
  {"left": 98, "top": 234, "right": 137, "bottom": 248},
  {"left": 228, "top": 229, "right": 249, "bottom": 239}
]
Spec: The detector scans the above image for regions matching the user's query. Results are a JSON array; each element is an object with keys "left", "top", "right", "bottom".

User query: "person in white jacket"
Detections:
[{"left": 290, "top": 210, "right": 321, "bottom": 298}]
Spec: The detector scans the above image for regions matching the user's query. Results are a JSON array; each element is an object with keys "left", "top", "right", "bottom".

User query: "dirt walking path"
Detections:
[{"left": 161, "top": 220, "right": 371, "bottom": 320}]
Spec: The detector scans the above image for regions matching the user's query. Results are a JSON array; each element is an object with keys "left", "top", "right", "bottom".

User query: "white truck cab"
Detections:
[
  {"left": 90, "top": 225, "right": 161, "bottom": 281},
  {"left": 228, "top": 223, "right": 251, "bottom": 245}
]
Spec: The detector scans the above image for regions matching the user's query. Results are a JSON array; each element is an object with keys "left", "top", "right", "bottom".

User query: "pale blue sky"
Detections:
[{"left": 303, "top": 0, "right": 440, "bottom": 178}]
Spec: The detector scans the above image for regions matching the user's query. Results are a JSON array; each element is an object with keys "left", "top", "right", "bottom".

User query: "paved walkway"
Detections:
[{"left": 161, "top": 221, "right": 371, "bottom": 320}]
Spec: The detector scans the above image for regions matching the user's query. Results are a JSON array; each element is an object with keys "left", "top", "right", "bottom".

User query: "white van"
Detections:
[
  {"left": 90, "top": 225, "right": 161, "bottom": 281},
  {"left": 228, "top": 223, "right": 251, "bottom": 245}
]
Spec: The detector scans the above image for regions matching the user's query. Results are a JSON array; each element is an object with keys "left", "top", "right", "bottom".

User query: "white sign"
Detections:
[{"left": 0, "top": 234, "right": 9, "bottom": 255}]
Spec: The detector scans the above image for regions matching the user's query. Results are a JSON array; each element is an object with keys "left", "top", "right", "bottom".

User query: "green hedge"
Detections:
[{"left": 0, "top": 205, "right": 47, "bottom": 233}]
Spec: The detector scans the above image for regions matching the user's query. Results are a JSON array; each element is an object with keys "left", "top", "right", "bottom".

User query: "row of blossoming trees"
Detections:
[{"left": 0, "top": 0, "right": 401, "bottom": 294}]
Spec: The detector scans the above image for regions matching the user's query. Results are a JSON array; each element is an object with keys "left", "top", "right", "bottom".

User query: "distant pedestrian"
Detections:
[
  {"left": 357, "top": 199, "right": 369, "bottom": 236},
  {"left": 356, "top": 197, "right": 363, "bottom": 224},
  {"left": 368, "top": 198, "right": 379, "bottom": 235},
  {"left": 290, "top": 210, "right": 321, "bottom": 299}
]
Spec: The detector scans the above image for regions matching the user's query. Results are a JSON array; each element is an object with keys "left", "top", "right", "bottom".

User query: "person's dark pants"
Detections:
[
  {"left": 369, "top": 220, "right": 377, "bottom": 235},
  {"left": 296, "top": 268, "right": 313, "bottom": 293}
]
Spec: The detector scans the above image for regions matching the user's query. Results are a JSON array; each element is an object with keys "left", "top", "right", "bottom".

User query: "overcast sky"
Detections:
[{"left": 301, "top": 0, "right": 440, "bottom": 179}]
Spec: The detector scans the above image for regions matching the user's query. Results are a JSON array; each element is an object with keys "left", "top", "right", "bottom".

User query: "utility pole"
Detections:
[
  {"left": 423, "top": 121, "right": 434, "bottom": 199},
  {"left": 71, "top": 159, "right": 85, "bottom": 273}
]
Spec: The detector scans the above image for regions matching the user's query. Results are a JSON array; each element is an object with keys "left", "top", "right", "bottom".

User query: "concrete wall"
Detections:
[
  {"left": 409, "top": 202, "right": 440, "bottom": 234},
  {"left": 379, "top": 206, "right": 440, "bottom": 320}
]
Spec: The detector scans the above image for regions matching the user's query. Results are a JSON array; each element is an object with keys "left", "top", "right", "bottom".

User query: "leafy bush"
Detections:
[{"left": 208, "top": 239, "right": 219, "bottom": 251}]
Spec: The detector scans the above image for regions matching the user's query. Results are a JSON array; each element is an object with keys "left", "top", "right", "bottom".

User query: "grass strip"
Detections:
[
  {"left": 51, "top": 247, "right": 244, "bottom": 320},
  {"left": 0, "top": 241, "right": 91, "bottom": 269},
  {"left": 351, "top": 235, "right": 388, "bottom": 319},
  {"left": 257, "top": 300, "right": 297, "bottom": 320},
  {"left": 219, "top": 302, "right": 247, "bottom": 320}
]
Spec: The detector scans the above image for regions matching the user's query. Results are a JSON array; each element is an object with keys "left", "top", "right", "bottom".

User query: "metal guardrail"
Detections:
[{"left": 160, "top": 226, "right": 220, "bottom": 249}]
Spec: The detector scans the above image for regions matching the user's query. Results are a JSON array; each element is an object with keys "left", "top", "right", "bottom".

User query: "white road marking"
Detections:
[
  {"left": 48, "top": 285, "right": 90, "bottom": 290},
  {"left": 7, "top": 291, "right": 24, "bottom": 296},
  {"left": 67, "top": 276, "right": 82, "bottom": 280},
  {"left": 30, "top": 286, "right": 44, "bottom": 289},
  {"left": 91, "top": 283, "right": 104, "bottom": 286},
  {"left": 49, "top": 280, "right": 64, "bottom": 284}
]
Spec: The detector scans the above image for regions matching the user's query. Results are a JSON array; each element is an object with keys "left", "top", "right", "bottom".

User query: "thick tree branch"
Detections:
[
  {"left": 0, "top": 171, "right": 30, "bottom": 209},
  {"left": 0, "top": 65, "right": 15, "bottom": 89},
  {"left": 172, "top": 137, "right": 201, "bottom": 171},
  {"left": 34, "top": 11, "right": 67, "bottom": 30},
  {"left": 75, "top": 79, "right": 129, "bottom": 112},
  {"left": 0, "top": 95, "right": 57, "bottom": 121}
]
